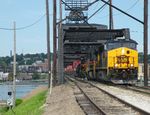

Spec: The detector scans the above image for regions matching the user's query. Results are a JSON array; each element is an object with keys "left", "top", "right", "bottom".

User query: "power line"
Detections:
[
  {"left": 98, "top": 0, "right": 140, "bottom": 19},
  {"left": 126, "top": 0, "right": 140, "bottom": 11},
  {"left": 88, "top": 1, "right": 108, "bottom": 20},
  {"left": 100, "top": 0, "right": 143, "bottom": 24},
  {"left": 0, "top": 13, "right": 52, "bottom": 31}
]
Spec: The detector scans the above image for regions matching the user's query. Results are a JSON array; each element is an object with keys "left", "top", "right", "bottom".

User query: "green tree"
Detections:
[
  {"left": 0, "top": 60, "right": 7, "bottom": 72},
  {"left": 32, "top": 73, "right": 40, "bottom": 80},
  {"left": 8, "top": 72, "right": 13, "bottom": 81}
]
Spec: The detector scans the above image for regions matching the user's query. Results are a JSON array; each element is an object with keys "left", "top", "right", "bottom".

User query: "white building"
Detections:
[{"left": 0, "top": 72, "right": 9, "bottom": 80}]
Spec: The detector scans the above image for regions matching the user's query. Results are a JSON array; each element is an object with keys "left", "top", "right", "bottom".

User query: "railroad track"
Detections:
[
  {"left": 75, "top": 77, "right": 150, "bottom": 96},
  {"left": 66, "top": 76, "right": 149, "bottom": 115},
  {"left": 118, "top": 85, "right": 150, "bottom": 95},
  {"left": 67, "top": 77, "right": 105, "bottom": 115},
  {"left": 89, "top": 82, "right": 150, "bottom": 114}
]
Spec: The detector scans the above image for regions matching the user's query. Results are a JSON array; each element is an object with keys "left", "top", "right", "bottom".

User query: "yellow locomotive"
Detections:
[{"left": 76, "top": 38, "right": 138, "bottom": 84}]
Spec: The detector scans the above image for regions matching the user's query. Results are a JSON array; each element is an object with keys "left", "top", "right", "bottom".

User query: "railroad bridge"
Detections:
[
  {"left": 44, "top": 0, "right": 150, "bottom": 115},
  {"left": 57, "top": 0, "right": 132, "bottom": 77},
  {"left": 55, "top": 0, "right": 149, "bottom": 86},
  {"left": 63, "top": 24, "right": 130, "bottom": 67}
]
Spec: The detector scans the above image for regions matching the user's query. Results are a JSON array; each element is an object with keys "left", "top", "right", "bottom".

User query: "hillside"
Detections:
[
  {"left": 0, "top": 53, "right": 53, "bottom": 70},
  {"left": 0, "top": 52, "right": 149, "bottom": 70}
]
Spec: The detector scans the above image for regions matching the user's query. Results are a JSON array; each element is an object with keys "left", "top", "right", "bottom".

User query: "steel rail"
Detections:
[
  {"left": 65, "top": 76, "right": 106, "bottom": 115},
  {"left": 66, "top": 76, "right": 150, "bottom": 115},
  {"left": 89, "top": 82, "right": 150, "bottom": 115},
  {"left": 120, "top": 85, "right": 150, "bottom": 96}
]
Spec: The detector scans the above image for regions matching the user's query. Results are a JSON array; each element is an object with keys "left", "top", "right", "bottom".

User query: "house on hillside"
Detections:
[
  {"left": 0, "top": 65, "right": 3, "bottom": 72},
  {"left": 0, "top": 72, "right": 9, "bottom": 81},
  {"left": 34, "top": 59, "right": 48, "bottom": 72},
  {"left": 18, "top": 59, "right": 49, "bottom": 73}
]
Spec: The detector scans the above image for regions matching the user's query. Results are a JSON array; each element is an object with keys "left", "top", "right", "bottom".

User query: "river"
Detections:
[{"left": 0, "top": 81, "right": 47, "bottom": 101}]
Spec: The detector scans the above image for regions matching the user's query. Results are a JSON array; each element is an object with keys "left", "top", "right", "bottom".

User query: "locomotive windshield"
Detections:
[{"left": 106, "top": 39, "right": 137, "bottom": 50}]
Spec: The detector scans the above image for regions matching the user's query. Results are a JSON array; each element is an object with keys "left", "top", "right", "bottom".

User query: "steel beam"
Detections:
[
  {"left": 58, "top": 0, "right": 64, "bottom": 84},
  {"left": 144, "top": 0, "right": 148, "bottom": 86},
  {"left": 109, "top": 0, "right": 114, "bottom": 29},
  {"left": 53, "top": 0, "right": 57, "bottom": 84}
]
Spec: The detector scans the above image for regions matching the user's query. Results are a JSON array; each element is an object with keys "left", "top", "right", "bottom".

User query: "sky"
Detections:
[{"left": 0, "top": 0, "right": 150, "bottom": 56}]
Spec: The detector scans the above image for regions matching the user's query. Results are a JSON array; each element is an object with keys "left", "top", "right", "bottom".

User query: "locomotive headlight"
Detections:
[
  {"left": 115, "top": 64, "right": 118, "bottom": 67},
  {"left": 130, "top": 64, "right": 134, "bottom": 67},
  {"left": 122, "top": 48, "right": 125, "bottom": 55}
]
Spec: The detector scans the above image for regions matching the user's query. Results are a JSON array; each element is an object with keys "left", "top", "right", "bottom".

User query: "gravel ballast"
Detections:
[
  {"left": 43, "top": 84, "right": 84, "bottom": 115},
  {"left": 94, "top": 83, "right": 150, "bottom": 114}
]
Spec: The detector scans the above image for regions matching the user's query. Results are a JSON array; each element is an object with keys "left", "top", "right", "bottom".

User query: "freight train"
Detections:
[{"left": 74, "top": 38, "right": 138, "bottom": 84}]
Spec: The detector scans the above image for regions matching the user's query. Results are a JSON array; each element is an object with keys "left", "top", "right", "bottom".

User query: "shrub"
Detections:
[
  {"left": 0, "top": 107, "right": 9, "bottom": 112},
  {"left": 32, "top": 73, "right": 40, "bottom": 80},
  {"left": 16, "top": 99, "right": 23, "bottom": 106}
]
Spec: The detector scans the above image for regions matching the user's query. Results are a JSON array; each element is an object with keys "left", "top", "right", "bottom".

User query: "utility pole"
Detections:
[
  {"left": 109, "top": 0, "right": 114, "bottom": 29},
  {"left": 46, "top": 0, "right": 51, "bottom": 88},
  {"left": 58, "top": 0, "right": 64, "bottom": 84},
  {"left": 53, "top": 0, "right": 57, "bottom": 84},
  {"left": 13, "top": 21, "right": 16, "bottom": 107},
  {"left": 144, "top": 0, "right": 148, "bottom": 86}
]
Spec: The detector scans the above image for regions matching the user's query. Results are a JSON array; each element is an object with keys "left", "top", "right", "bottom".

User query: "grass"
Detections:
[{"left": 0, "top": 90, "right": 47, "bottom": 115}]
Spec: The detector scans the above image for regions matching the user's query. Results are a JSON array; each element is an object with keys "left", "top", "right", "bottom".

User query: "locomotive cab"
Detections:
[
  {"left": 106, "top": 38, "right": 138, "bottom": 84},
  {"left": 106, "top": 38, "right": 137, "bottom": 50}
]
